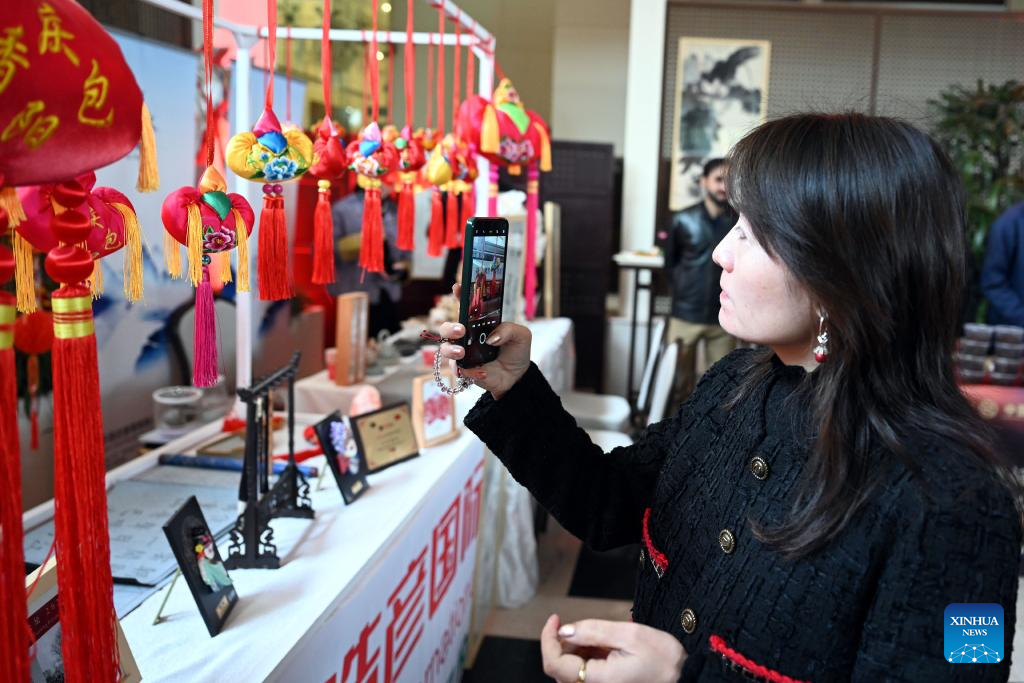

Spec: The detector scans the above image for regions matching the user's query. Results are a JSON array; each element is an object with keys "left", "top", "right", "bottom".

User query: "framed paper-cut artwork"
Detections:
[
  {"left": 411, "top": 373, "right": 459, "bottom": 448},
  {"left": 312, "top": 410, "right": 371, "bottom": 504},
  {"left": 162, "top": 496, "right": 238, "bottom": 636}
]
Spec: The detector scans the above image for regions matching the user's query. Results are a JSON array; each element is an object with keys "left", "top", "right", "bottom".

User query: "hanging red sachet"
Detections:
[{"left": 227, "top": 0, "right": 313, "bottom": 300}]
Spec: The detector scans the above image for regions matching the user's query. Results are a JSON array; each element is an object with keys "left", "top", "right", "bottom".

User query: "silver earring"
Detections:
[{"left": 813, "top": 314, "right": 829, "bottom": 363}]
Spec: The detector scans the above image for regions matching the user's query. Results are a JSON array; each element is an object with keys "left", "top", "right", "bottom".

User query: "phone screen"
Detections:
[
  {"left": 467, "top": 233, "right": 506, "bottom": 343},
  {"left": 459, "top": 221, "right": 508, "bottom": 368}
]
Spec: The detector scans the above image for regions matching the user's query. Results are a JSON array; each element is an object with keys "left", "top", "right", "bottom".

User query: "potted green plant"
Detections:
[{"left": 930, "top": 80, "right": 1024, "bottom": 322}]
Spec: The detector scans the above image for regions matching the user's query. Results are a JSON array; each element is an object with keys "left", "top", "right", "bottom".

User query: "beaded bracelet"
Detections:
[{"left": 422, "top": 330, "right": 475, "bottom": 395}]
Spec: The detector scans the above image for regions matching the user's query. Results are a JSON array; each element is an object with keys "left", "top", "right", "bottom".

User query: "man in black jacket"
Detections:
[{"left": 664, "top": 158, "right": 738, "bottom": 400}]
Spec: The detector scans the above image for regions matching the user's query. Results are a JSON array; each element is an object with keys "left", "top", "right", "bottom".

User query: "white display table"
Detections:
[{"left": 24, "top": 412, "right": 485, "bottom": 682}]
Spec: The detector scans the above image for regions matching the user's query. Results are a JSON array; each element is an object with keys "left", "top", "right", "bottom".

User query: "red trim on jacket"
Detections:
[
  {"left": 642, "top": 508, "right": 668, "bottom": 576},
  {"left": 709, "top": 634, "right": 811, "bottom": 683}
]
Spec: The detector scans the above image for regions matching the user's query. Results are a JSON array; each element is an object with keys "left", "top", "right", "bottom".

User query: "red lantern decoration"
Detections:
[{"left": 459, "top": 77, "right": 552, "bottom": 318}]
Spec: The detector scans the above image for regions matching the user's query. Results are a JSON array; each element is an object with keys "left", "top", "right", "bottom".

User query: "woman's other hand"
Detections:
[
  {"left": 540, "top": 614, "right": 687, "bottom": 683},
  {"left": 437, "top": 283, "right": 532, "bottom": 400}
]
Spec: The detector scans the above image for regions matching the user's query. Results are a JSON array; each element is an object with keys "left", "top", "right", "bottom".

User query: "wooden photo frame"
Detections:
[
  {"left": 312, "top": 411, "right": 371, "bottom": 504},
  {"left": 411, "top": 374, "right": 459, "bottom": 449},
  {"left": 349, "top": 402, "right": 420, "bottom": 473},
  {"left": 25, "top": 557, "right": 142, "bottom": 683}
]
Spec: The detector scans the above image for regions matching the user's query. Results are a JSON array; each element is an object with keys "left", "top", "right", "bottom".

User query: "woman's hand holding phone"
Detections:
[{"left": 438, "top": 283, "right": 532, "bottom": 400}]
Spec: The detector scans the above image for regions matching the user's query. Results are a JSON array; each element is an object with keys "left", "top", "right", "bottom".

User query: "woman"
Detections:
[{"left": 439, "top": 113, "right": 1022, "bottom": 682}]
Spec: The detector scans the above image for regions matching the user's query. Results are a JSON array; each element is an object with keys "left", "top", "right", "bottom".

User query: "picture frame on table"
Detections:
[
  {"left": 25, "top": 557, "right": 142, "bottom": 683},
  {"left": 349, "top": 402, "right": 420, "bottom": 473},
  {"left": 312, "top": 410, "right": 371, "bottom": 504},
  {"left": 411, "top": 373, "right": 459, "bottom": 448},
  {"left": 162, "top": 496, "right": 238, "bottom": 637}
]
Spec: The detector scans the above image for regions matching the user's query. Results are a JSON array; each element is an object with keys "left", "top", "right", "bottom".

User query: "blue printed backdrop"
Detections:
[
  {"left": 20, "top": 28, "right": 306, "bottom": 509},
  {"left": 944, "top": 603, "right": 1004, "bottom": 664}
]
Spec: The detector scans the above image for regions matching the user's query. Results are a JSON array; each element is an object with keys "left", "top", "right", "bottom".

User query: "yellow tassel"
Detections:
[
  {"left": 88, "top": 259, "right": 104, "bottom": 299},
  {"left": 232, "top": 209, "right": 249, "bottom": 293},
  {"left": 186, "top": 203, "right": 203, "bottom": 287},
  {"left": 508, "top": 164, "right": 521, "bottom": 176},
  {"left": 535, "top": 122, "right": 552, "bottom": 172},
  {"left": 136, "top": 102, "right": 160, "bottom": 192},
  {"left": 164, "top": 230, "right": 182, "bottom": 279},
  {"left": 111, "top": 202, "right": 143, "bottom": 302},
  {"left": 13, "top": 231, "right": 36, "bottom": 313},
  {"left": 481, "top": 105, "right": 500, "bottom": 155},
  {"left": 0, "top": 187, "right": 26, "bottom": 226},
  {"left": 219, "top": 251, "right": 232, "bottom": 285}
]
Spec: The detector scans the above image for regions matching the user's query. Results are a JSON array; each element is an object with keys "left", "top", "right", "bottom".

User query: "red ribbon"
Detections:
[
  {"left": 265, "top": 0, "right": 277, "bottom": 110},
  {"left": 404, "top": 0, "right": 415, "bottom": 130},
  {"left": 436, "top": 5, "right": 446, "bottom": 132}
]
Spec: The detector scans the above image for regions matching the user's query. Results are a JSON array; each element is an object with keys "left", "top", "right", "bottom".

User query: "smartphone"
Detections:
[{"left": 457, "top": 217, "right": 510, "bottom": 368}]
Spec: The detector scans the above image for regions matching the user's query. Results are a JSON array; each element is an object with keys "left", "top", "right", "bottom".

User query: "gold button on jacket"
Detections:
[
  {"left": 719, "top": 528, "right": 736, "bottom": 554},
  {"left": 680, "top": 608, "right": 697, "bottom": 634},
  {"left": 750, "top": 455, "right": 769, "bottom": 480}
]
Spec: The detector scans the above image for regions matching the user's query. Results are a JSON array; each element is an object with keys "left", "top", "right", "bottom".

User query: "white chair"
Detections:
[
  {"left": 645, "top": 340, "right": 678, "bottom": 426},
  {"left": 563, "top": 317, "right": 666, "bottom": 432},
  {"left": 585, "top": 341, "right": 679, "bottom": 449}
]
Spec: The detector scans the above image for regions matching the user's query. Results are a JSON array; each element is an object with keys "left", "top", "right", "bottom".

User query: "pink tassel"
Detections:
[
  {"left": 193, "top": 264, "right": 218, "bottom": 387},
  {"left": 525, "top": 165, "right": 540, "bottom": 320},
  {"left": 488, "top": 164, "right": 499, "bottom": 217}
]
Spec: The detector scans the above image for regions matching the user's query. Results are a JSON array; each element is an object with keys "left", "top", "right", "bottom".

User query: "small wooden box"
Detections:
[{"left": 335, "top": 292, "right": 368, "bottom": 386}]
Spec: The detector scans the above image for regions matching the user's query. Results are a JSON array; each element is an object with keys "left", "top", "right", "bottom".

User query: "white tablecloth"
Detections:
[
  {"left": 455, "top": 318, "right": 576, "bottom": 610},
  {"left": 25, "top": 415, "right": 486, "bottom": 682},
  {"left": 282, "top": 318, "right": 574, "bottom": 616}
]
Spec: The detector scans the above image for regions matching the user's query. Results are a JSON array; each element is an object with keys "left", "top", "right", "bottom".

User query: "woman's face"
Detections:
[{"left": 712, "top": 214, "right": 818, "bottom": 357}]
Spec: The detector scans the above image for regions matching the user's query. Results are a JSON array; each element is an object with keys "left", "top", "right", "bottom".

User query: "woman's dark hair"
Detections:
[{"left": 725, "top": 112, "right": 1021, "bottom": 558}]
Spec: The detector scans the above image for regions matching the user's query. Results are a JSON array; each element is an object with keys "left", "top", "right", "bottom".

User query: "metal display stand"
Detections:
[{"left": 224, "top": 352, "right": 307, "bottom": 570}]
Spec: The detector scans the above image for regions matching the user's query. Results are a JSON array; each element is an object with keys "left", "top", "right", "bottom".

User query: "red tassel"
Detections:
[
  {"left": 459, "top": 185, "right": 475, "bottom": 244},
  {"left": 359, "top": 186, "right": 385, "bottom": 273},
  {"left": 311, "top": 180, "right": 336, "bottom": 285},
  {"left": 525, "top": 165, "right": 540, "bottom": 320},
  {"left": 427, "top": 189, "right": 445, "bottom": 257},
  {"left": 50, "top": 285, "right": 119, "bottom": 683},
  {"left": 193, "top": 265, "right": 218, "bottom": 387},
  {"left": 0, "top": 290, "right": 29, "bottom": 683},
  {"left": 397, "top": 181, "right": 415, "bottom": 250},
  {"left": 257, "top": 186, "right": 293, "bottom": 300},
  {"left": 445, "top": 188, "right": 459, "bottom": 249}
]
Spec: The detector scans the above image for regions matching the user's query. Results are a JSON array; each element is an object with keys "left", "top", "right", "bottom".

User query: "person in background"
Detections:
[
  {"left": 329, "top": 184, "right": 412, "bottom": 338},
  {"left": 664, "top": 158, "right": 739, "bottom": 402},
  {"left": 981, "top": 200, "right": 1024, "bottom": 327}
]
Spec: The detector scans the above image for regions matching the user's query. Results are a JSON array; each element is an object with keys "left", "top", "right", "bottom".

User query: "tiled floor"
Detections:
[{"left": 466, "top": 519, "right": 1024, "bottom": 681}]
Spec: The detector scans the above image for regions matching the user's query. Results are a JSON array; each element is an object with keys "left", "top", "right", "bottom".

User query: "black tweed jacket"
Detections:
[{"left": 464, "top": 348, "right": 1021, "bottom": 682}]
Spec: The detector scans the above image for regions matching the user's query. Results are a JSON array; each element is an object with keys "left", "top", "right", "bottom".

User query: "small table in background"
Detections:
[{"left": 613, "top": 251, "right": 665, "bottom": 413}]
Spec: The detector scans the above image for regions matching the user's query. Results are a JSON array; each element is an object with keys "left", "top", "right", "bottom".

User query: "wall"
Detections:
[
  {"left": 550, "top": 0, "right": 632, "bottom": 156},
  {"left": 657, "top": 3, "right": 1024, "bottom": 181}
]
